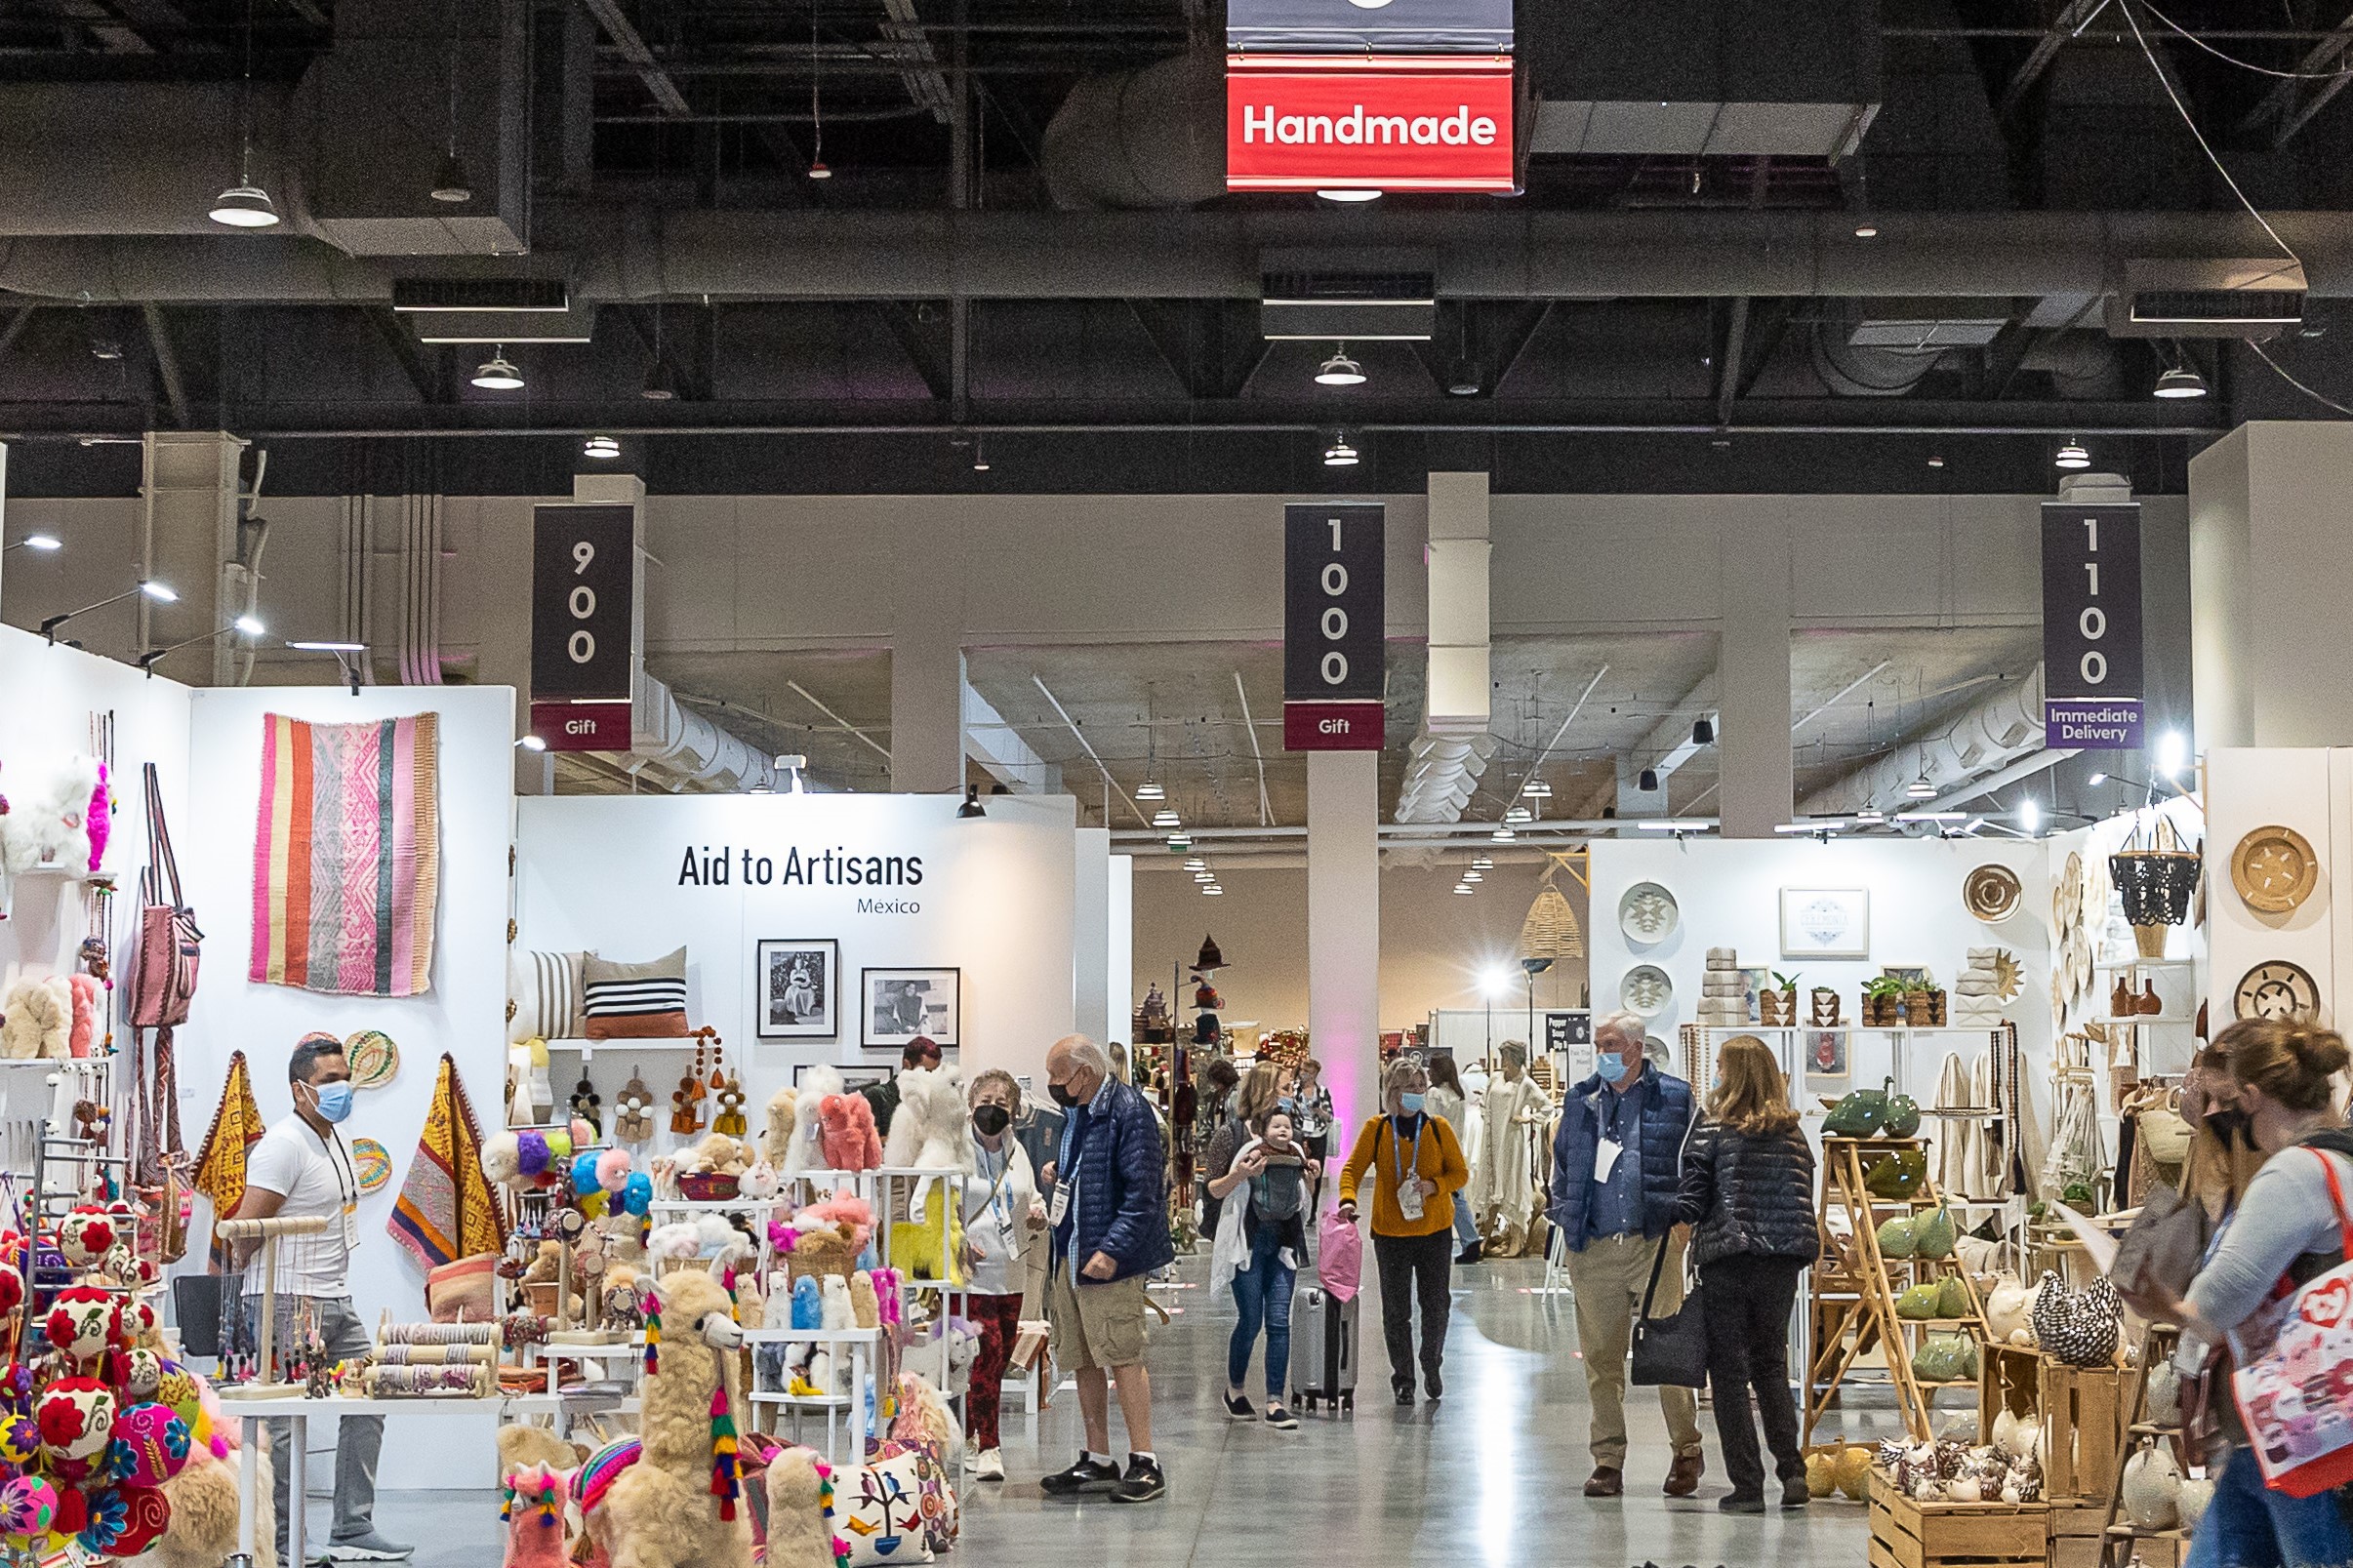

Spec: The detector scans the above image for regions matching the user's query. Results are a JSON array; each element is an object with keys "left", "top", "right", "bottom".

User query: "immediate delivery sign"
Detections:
[{"left": 1227, "top": 56, "right": 1516, "bottom": 193}]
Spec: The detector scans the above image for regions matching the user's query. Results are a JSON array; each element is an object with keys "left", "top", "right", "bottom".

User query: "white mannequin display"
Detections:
[{"left": 1470, "top": 1042, "right": 1549, "bottom": 1250}]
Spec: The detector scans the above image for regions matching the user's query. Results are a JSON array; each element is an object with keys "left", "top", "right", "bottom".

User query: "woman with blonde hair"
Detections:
[{"left": 1676, "top": 1035, "right": 1816, "bottom": 1512}]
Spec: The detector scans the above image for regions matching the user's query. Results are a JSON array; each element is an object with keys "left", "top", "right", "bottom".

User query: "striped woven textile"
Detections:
[{"left": 249, "top": 711, "right": 441, "bottom": 997}]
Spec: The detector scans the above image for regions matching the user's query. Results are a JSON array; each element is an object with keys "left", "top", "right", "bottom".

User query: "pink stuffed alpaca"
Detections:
[
  {"left": 816, "top": 1095, "right": 881, "bottom": 1172},
  {"left": 84, "top": 763, "right": 108, "bottom": 876},
  {"left": 502, "top": 1464, "right": 572, "bottom": 1568},
  {"left": 66, "top": 974, "right": 100, "bottom": 1059},
  {"left": 792, "top": 1190, "right": 876, "bottom": 1252}
]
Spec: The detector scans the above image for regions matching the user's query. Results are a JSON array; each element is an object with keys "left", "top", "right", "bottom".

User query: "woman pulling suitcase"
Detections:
[{"left": 1338, "top": 1058, "right": 1471, "bottom": 1405}]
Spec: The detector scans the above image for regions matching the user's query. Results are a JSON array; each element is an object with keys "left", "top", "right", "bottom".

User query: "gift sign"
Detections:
[
  {"left": 1227, "top": 56, "right": 1516, "bottom": 193},
  {"left": 1283, "top": 502, "right": 1386, "bottom": 750}
]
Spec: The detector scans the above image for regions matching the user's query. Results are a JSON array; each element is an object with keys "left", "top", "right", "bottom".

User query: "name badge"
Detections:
[
  {"left": 1595, "top": 1138, "right": 1624, "bottom": 1183},
  {"left": 1046, "top": 1186, "right": 1070, "bottom": 1228},
  {"left": 343, "top": 1200, "right": 360, "bottom": 1250}
]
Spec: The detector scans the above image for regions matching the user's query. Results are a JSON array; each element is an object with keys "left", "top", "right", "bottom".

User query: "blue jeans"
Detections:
[
  {"left": 1451, "top": 1191, "right": 1478, "bottom": 1247},
  {"left": 2183, "top": 1445, "right": 2353, "bottom": 1568},
  {"left": 1228, "top": 1226, "right": 1297, "bottom": 1398}
]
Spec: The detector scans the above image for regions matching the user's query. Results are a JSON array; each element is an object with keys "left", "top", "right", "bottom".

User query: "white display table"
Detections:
[{"left": 223, "top": 1389, "right": 641, "bottom": 1558}]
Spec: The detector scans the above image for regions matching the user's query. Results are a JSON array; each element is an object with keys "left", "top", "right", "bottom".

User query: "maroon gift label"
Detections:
[
  {"left": 1283, "top": 700, "right": 1386, "bottom": 751},
  {"left": 531, "top": 700, "right": 631, "bottom": 752}
]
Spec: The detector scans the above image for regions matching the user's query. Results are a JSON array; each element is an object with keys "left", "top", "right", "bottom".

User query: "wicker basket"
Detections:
[
  {"left": 2110, "top": 818, "right": 2200, "bottom": 928},
  {"left": 676, "top": 1171, "right": 741, "bottom": 1202}
]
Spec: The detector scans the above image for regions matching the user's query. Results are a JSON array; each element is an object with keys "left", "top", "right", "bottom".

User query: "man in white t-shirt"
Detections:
[{"left": 230, "top": 1034, "right": 409, "bottom": 1563}]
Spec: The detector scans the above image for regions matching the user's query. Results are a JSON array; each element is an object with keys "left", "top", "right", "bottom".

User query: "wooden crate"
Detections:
[
  {"left": 1980, "top": 1345, "right": 2129, "bottom": 1501},
  {"left": 1869, "top": 1471, "right": 2049, "bottom": 1568},
  {"left": 2048, "top": 1506, "right": 2183, "bottom": 1568}
]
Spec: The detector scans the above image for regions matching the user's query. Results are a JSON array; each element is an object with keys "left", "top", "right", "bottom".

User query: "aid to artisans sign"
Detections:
[
  {"left": 2041, "top": 501, "right": 2144, "bottom": 750},
  {"left": 1227, "top": 56, "right": 1516, "bottom": 193},
  {"left": 1284, "top": 502, "right": 1385, "bottom": 750}
]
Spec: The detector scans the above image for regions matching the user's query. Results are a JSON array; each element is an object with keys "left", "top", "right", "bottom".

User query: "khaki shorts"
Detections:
[{"left": 1047, "top": 1267, "right": 1149, "bottom": 1373}]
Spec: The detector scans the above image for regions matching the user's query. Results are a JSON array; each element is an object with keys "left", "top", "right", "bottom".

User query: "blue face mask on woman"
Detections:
[{"left": 1399, "top": 1092, "right": 1426, "bottom": 1115}]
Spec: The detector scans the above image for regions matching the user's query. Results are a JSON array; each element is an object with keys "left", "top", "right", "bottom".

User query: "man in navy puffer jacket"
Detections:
[
  {"left": 1038, "top": 1034, "right": 1172, "bottom": 1505},
  {"left": 1547, "top": 1012, "right": 1705, "bottom": 1501}
]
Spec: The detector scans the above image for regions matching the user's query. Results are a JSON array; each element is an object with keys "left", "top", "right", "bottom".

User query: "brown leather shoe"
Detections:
[
  {"left": 1584, "top": 1467, "right": 1624, "bottom": 1498},
  {"left": 1664, "top": 1452, "right": 1705, "bottom": 1497}
]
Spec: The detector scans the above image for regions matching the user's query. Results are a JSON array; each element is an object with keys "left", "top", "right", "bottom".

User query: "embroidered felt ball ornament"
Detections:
[
  {"left": 37, "top": 1378, "right": 117, "bottom": 1461},
  {"left": 57, "top": 1209, "right": 114, "bottom": 1267},
  {"left": 105, "top": 1402, "right": 190, "bottom": 1488},
  {"left": 44, "top": 1288, "right": 120, "bottom": 1361},
  {"left": 0, "top": 1474, "right": 56, "bottom": 1542}
]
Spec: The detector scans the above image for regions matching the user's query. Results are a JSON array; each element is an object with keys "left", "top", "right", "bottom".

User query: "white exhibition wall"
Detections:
[
  {"left": 1587, "top": 837, "right": 2055, "bottom": 1129},
  {"left": 2206, "top": 748, "right": 2339, "bottom": 1030},
  {"left": 514, "top": 791, "right": 1078, "bottom": 1119},
  {"left": 175, "top": 683, "right": 516, "bottom": 1489}
]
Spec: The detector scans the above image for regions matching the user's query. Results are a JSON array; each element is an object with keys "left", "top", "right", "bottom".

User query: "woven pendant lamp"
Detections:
[{"left": 1518, "top": 854, "right": 1586, "bottom": 964}]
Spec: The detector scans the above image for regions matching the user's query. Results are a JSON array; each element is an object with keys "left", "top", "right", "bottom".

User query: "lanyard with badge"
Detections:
[
  {"left": 1047, "top": 1108, "right": 1077, "bottom": 1230},
  {"left": 1594, "top": 1086, "right": 1630, "bottom": 1184},
  {"left": 1392, "top": 1115, "right": 1427, "bottom": 1222},
  {"left": 319, "top": 1126, "right": 359, "bottom": 1251}
]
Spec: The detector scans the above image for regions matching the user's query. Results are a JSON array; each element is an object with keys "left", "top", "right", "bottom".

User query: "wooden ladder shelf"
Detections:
[{"left": 1805, "top": 1135, "right": 1990, "bottom": 1451}]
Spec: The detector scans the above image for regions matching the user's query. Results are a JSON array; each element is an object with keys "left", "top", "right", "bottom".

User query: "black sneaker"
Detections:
[
  {"left": 1040, "top": 1454, "right": 1121, "bottom": 1497},
  {"left": 1111, "top": 1454, "right": 1166, "bottom": 1504},
  {"left": 1424, "top": 1371, "right": 1443, "bottom": 1400},
  {"left": 1394, "top": 1385, "right": 1415, "bottom": 1406},
  {"left": 1264, "top": 1403, "right": 1299, "bottom": 1430},
  {"left": 1456, "top": 1240, "right": 1483, "bottom": 1265},
  {"left": 1221, "top": 1391, "right": 1256, "bottom": 1420}
]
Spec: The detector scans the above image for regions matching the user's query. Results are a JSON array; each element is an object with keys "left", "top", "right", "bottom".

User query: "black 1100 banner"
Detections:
[{"left": 2040, "top": 501, "right": 2143, "bottom": 751}]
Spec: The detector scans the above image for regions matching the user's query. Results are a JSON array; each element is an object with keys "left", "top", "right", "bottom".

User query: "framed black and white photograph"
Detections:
[
  {"left": 861, "top": 967, "right": 961, "bottom": 1050},
  {"left": 756, "top": 940, "right": 838, "bottom": 1040},
  {"left": 796, "top": 1063, "right": 889, "bottom": 1096}
]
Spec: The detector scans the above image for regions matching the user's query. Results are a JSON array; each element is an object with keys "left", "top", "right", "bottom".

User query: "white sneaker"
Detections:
[{"left": 976, "top": 1448, "right": 1005, "bottom": 1482}]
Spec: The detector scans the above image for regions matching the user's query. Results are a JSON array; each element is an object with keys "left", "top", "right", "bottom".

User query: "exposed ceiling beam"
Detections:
[
  {"left": 620, "top": 305, "right": 709, "bottom": 401},
  {"left": 368, "top": 307, "right": 443, "bottom": 404},
  {"left": 139, "top": 302, "right": 188, "bottom": 427},
  {"left": 0, "top": 307, "right": 36, "bottom": 365},
  {"left": 2240, "top": 3, "right": 2353, "bottom": 144},
  {"left": 877, "top": 0, "right": 956, "bottom": 123},
  {"left": 876, "top": 302, "right": 952, "bottom": 399},
  {"left": 1735, "top": 300, "right": 1793, "bottom": 397},
  {"left": 580, "top": 0, "right": 691, "bottom": 117},
  {"left": 1999, "top": 0, "right": 2110, "bottom": 120}
]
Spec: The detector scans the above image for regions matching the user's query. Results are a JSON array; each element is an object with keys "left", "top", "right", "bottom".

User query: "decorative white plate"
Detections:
[
  {"left": 1620, "top": 964, "right": 1674, "bottom": 1018},
  {"left": 1618, "top": 882, "right": 1680, "bottom": 944}
]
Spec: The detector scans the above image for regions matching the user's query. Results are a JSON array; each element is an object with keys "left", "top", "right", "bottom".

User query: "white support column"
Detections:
[
  {"left": 2189, "top": 422, "right": 2353, "bottom": 749},
  {"left": 1308, "top": 749, "right": 1381, "bottom": 1142},
  {"left": 1717, "top": 513, "right": 1794, "bottom": 837},
  {"left": 1073, "top": 828, "right": 1113, "bottom": 1044},
  {"left": 893, "top": 623, "right": 965, "bottom": 796}
]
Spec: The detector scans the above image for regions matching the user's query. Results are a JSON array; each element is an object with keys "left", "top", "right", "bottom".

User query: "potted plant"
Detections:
[
  {"left": 1862, "top": 975, "right": 1905, "bottom": 1028},
  {"left": 1900, "top": 971, "right": 1936, "bottom": 1026},
  {"left": 1760, "top": 971, "right": 1800, "bottom": 1025},
  {"left": 1810, "top": 985, "right": 1843, "bottom": 1027}
]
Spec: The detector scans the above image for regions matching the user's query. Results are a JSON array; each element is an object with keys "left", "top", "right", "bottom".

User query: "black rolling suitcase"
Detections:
[{"left": 1290, "top": 1284, "right": 1357, "bottom": 1413}]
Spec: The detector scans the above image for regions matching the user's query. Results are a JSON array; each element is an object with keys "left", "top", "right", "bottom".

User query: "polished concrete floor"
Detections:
[{"left": 359, "top": 1252, "right": 1890, "bottom": 1568}]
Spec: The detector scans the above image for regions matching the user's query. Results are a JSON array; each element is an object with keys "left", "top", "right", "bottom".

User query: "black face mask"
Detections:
[
  {"left": 972, "top": 1104, "right": 1012, "bottom": 1137},
  {"left": 1048, "top": 1079, "right": 1080, "bottom": 1109},
  {"left": 2204, "top": 1107, "right": 2252, "bottom": 1149}
]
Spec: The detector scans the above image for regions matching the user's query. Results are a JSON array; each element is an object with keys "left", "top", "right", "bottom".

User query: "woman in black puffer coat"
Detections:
[{"left": 1677, "top": 1034, "right": 1817, "bottom": 1514}]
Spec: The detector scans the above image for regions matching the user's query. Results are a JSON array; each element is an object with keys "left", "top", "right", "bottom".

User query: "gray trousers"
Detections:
[{"left": 246, "top": 1294, "right": 383, "bottom": 1554}]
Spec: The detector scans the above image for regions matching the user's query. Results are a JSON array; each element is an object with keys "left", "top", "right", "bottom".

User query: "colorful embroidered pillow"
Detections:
[
  {"left": 507, "top": 949, "right": 587, "bottom": 1044},
  {"left": 581, "top": 949, "right": 690, "bottom": 1040},
  {"left": 840, "top": 1449, "right": 931, "bottom": 1565}
]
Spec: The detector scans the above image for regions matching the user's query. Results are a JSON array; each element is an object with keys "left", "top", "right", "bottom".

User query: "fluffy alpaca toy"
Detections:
[
  {"left": 762, "top": 1447, "right": 842, "bottom": 1568},
  {"left": 1, "top": 975, "right": 71, "bottom": 1061},
  {"left": 816, "top": 1094, "right": 881, "bottom": 1172},
  {"left": 850, "top": 1272, "right": 880, "bottom": 1331},
  {"left": 785, "top": 1068, "right": 837, "bottom": 1175},
  {"left": 502, "top": 1465, "right": 572, "bottom": 1568},
  {"left": 762, "top": 1088, "right": 798, "bottom": 1166},
  {"left": 0, "top": 758, "right": 99, "bottom": 877},
  {"left": 891, "top": 1370, "right": 964, "bottom": 1486},
  {"left": 66, "top": 973, "right": 100, "bottom": 1058},
  {"left": 793, "top": 1191, "right": 876, "bottom": 1253},
  {"left": 881, "top": 1065, "right": 971, "bottom": 1175},
  {"left": 84, "top": 762, "right": 109, "bottom": 876},
  {"left": 497, "top": 1425, "right": 586, "bottom": 1478},
  {"left": 738, "top": 1160, "right": 781, "bottom": 1203},
  {"left": 583, "top": 1268, "right": 751, "bottom": 1568}
]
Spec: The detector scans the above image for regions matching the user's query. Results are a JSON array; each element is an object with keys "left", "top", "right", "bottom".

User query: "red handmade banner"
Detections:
[{"left": 1227, "top": 55, "right": 1516, "bottom": 193}]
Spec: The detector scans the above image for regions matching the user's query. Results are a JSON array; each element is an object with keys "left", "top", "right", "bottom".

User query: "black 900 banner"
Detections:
[
  {"left": 531, "top": 503, "right": 635, "bottom": 703},
  {"left": 1282, "top": 502, "right": 1384, "bottom": 704}
]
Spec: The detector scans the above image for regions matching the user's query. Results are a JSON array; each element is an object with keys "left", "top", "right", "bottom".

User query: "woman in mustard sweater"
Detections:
[{"left": 1339, "top": 1057, "right": 1471, "bottom": 1405}]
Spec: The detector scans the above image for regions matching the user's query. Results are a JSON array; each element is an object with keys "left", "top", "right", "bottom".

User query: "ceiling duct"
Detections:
[
  {"left": 629, "top": 671, "right": 778, "bottom": 794},
  {"left": 2107, "top": 259, "right": 2308, "bottom": 338},
  {"left": 1039, "top": 54, "right": 1227, "bottom": 211},
  {"left": 1847, "top": 299, "right": 2012, "bottom": 349},
  {"left": 1522, "top": 0, "right": 1880, "bottom": 158},
  {"left": 390, "top": 279, "right": 570, "bottom": 313},
  {"left": 1797, "top": 663, "right": 2049, "bottom": 816},
  {"left": 1395, "top": 733, "right": 1499, "bottom": 824}
]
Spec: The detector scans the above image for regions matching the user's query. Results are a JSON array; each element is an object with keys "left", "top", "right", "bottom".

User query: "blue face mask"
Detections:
[
  {"left": 1398, "top": 1093, "right": 1426, "bottom": 1115},
  {"left": 1711, "top": 1071, "right": 1724, "bottom": 1092},
  {"left": 311, "top": 1081, "right": 355, "bottom": 1124},
  {"left": 1596, "top": 1053, "right": 1629, "bottom": 1084}
]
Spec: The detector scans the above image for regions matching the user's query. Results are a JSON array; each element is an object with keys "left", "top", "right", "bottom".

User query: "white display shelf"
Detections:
[
  {"left": 751, "top": 1389, "right": 853, "bottom": 1409},
  {"left": 2096, "top": 957, "right": 2197, "bottom": 971},
  {"left": 2099, "top": 1014, "right": 2194, "bottom": 1025},
  {"left": 541, "top": 1038, "right": 702, "bottom": 1061},
  {"left": 742, "top": 1327, "right": 879, "bottom": 1345},
  {"left": 648, "top": 1196, "right": 788, "bottom": 1213},
  {"left": 1696, "top": 1025, "right": 2008, "bottom": 1035}
]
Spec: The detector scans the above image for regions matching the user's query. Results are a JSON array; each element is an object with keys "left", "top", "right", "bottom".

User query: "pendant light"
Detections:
[
  {"left": 807, "top": 6, "right": 832, "bottom": 179},
  {"left": 583, "top": 434, "right": 621, "bottom": 460},
  {"left": 1322, "top": 433, "right": 1359, "bottom": 466},
  {"left": 471, "top": 347, "right": 524, "bottom": 390},
  {"left": 1906, "top": 771, "right": 1937, "bottom": 800},
  {"left": 1317, "top": 187, "right": 1381, "bottom": 203},
  {"left": 1151, "top": 808, "right": 1180, "bottom": 829},
  {"left": 211, "top": 0, "right": 280, "bottom": 227},
  {"left": 428, "top": 1, "right": 471, "bottom": 203},
  {"left": 2153, "top": 366, "right": 2208, "bottom": 399},
  {"left": 1316, "top": 345, "right": 1366, "bottom": 387},
  {"left": 2054, "top": 438, "right": 2090, "bottom": 470}
]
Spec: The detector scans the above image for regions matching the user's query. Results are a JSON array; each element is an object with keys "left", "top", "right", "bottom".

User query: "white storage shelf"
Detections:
[
  {"left": 742, "top": 1327, "right": 879, "bottom": 1345},
  {"left": 540, "top": 1038, "right": 701, "bottom": 1061},
  {"left": 751, "top": 1390, "right": 853, "bottom": 1408}
]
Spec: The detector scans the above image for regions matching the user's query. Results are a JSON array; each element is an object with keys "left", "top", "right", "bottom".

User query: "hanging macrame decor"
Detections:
[{"left": 1519, "top": 854, "right": 1586, "bottom": 964}]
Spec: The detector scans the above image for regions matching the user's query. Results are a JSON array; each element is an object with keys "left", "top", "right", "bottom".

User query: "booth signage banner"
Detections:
[
  {"left": 2040, "top": 501, "right": 2144, "bottom": 750},
  {"left": 1227, "top": 0, "right": 1514, "bottom": 54},
  {"left": 1227, "top": 56, "right": 1516, "bottom": 192},
  {"left": 530, "top": 700, "right": 631, "bottom": 752},
  {"left": 531, "top": 503, "right": 635, "bottom": 705},
  {"left": 1284, "top": 501, "right": 1385, "bottom": 749},
  {"left": 1544, "top": 1011, "right": 1591, "bottom": 1052}
]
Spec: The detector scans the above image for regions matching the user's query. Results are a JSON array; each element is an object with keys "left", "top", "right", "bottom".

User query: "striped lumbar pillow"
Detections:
[
  {"left": 582, "top": 948, "right": 691, "bottom": 1039},
  {"left": 507, "top": 949, "right": 587, "bottom": 1044}
]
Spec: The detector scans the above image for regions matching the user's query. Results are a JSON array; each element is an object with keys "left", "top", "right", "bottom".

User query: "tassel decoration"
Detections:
[
  {"left": 538, "top": 1477, "right": 560, "bottom": 1529},
  {"left": 709, "top": 1385, "right": 742, "bottom": 1521},
  {"left": 642, "top": 1291, "right": 662, "bottom": 1375}
]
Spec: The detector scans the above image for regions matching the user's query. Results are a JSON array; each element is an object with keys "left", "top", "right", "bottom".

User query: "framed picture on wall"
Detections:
[
  {"left": 797, "top": 1063, "right": 890, "bottom": 1096},
  {"left": 862, "top": 967, "right": 961, "bottom": 1050},
  {"left": 756, "top": 940, "right": 838, "bottom": 1040},
  {"left": 1805, "top": 1029, "right": 1849, "bottom": 1083},
  {"left": 1779, "top": 888, "right": 1871, "bottom": 958}
]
